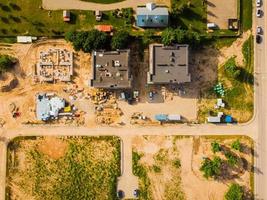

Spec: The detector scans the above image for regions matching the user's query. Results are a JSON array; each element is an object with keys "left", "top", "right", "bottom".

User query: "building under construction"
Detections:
[{"left": 35, "top": 49, "right": 73, "bottom": 83}]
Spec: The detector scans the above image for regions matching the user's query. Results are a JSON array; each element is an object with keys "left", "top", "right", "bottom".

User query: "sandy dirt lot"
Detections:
[
  {"left": 133, "top": 135, "right": 253, "bottom": 200},
  {"left": 207, "top": 0, "right": 237, "bottom": 29},
  {"left": 0, "top": 40, "right": 93, "bottom": 130}
]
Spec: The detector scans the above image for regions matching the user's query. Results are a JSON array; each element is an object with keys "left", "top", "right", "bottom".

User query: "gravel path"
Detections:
[{"left": 42, "top": 0, "right": 157, "bottom": 11}]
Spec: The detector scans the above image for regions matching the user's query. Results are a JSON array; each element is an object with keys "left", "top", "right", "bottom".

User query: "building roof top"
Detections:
[
  {"left": 90, "top": 50, "right": 132, "bottom": 89},
  {"left": 148, "top": 44, "right": 191, "bottom": 84},
  {"left": 36, "top": 93, "right": 65, "bottom": 121},
  {"left": 95, "top": 25, "right": 113, "bottom": 32},
  {"left": 137, "top": 6, "right": 169, "bottom": 16}
]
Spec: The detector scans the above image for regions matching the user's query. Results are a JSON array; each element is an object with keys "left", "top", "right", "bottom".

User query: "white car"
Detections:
[
  {"left": 257, "top": 26, "right": 263, "bottom": 34},
  {"left": 256, "top": 8, "right": 262, "bottom": 17},
  {"left": 256, "top": 0, "right": 261, "bottom": 7}
]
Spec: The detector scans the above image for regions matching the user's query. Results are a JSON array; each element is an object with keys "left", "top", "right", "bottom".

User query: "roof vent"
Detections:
[
  {"left": 165, "top": 70, "right": 169, "bottom": 73},
  {"left": 146, "top": 3, "right": 156, "bottom": 11}
]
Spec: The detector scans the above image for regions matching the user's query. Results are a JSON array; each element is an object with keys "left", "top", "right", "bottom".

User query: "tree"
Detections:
[
  {"left": 111, "top": 30, "right": 130, "bottom": 50},
  {"left": 142, "top": 29, "right": 155, "bottom": 47},
  {"left": 161, "top": 28, "right": 177, "bottom": 46},
  {"left": 225, "top": 183, "right": 244, "bottom": 200},
  {"left": 174, "top": 28, "right": 186, "bottom": 43},
  {"left": 225, "top": 152, "right": 238, "bottom": 167},
  {"left": 211, "top": 141, "right": 221, "bottom": 153},
  {"left": 82, "top": 30, "right": 108, "bottom": 52},
  {"left": 200, "top": 156, "right": 222, "bottom": 179},
  {"left": 0, "top": 55, "right": 16, "bottom": 74},
  {"left": 65, "top": 30, "right": 108, "bottom": 52},
  {"left": 231, "top": 139, "right": 242, "bottom": 151},
  {"left": 185, "top": 30, "right": 201, "bottom": 47}
]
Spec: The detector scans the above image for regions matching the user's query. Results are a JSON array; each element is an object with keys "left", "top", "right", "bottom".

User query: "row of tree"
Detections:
[{"left": 65, "top": 29, "right": 130, "bottom": 52}]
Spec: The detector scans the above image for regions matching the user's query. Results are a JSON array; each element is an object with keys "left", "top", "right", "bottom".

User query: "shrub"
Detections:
[
  {"left": 231, "top": 139, "right": 242, "bottom": 151},
  {"left": 173, "top": 159, "right": 181, "bottom": 168},
  {"left": 0, "top": 54, "right": 16, "bottom": 74},
  {"left": 200, "top": 156, "right": 222, "bottom": 179},
  {"left": 225, "top": 183, "right": 244, "bottom": 200},
  {"left": 152, "top": 165, "right": 161, "bottom": 173},
  {"left": 211, "top": 141, "right": 221, "bottom": 153},
  {"left": 225, "top": 152, "right": 238, "bottom": 167},
  {"left": 224, "top": 57, "right": 241, "bottom": 79}
]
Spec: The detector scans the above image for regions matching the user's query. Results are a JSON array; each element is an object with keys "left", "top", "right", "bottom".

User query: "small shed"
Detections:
[
  {"left": 94, "top": 25, "right": 113, "bottom": 34},
  {"left": 63, "top": 10, "right": 71, "bottom": 22}
]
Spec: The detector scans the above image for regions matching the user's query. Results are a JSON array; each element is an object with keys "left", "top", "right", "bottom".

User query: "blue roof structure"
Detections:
[{"left": 136, "top": 4, "right": 169, "bottom": 28}]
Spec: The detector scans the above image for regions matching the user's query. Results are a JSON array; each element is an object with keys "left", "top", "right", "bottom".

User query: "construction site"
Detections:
[{"left": 35, "top": 49, "right": 73, "bottom": 83}]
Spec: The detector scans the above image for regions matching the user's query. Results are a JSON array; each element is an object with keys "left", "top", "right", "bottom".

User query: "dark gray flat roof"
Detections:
[
  {"left": 148, "top": 44, "right": 191, "bottom": 84},
  {"left": 90, "top": 50, "right": 132, "bottom": 88}
]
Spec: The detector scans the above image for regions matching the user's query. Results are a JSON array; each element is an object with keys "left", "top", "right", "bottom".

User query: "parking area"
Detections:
[{"left": 207, "top": 0, "right": 238, "bottom": 29}]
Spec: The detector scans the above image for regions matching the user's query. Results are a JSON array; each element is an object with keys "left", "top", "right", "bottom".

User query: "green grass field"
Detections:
[
  {"left": 0, "top": 0, "right": 128, "bottom": 37},
  {"left": 81, "top": 0, "right": 124, "bottom": 3},
  {"left": 240, "top": 0, "right": 252, "bottom": 30},
  {"left": 6, "top": 136, "right": 121, "bottom": 200},
  {"left": 170, "top": 0, "right": 207, "bottom": 33},
  {"left": 198, "top": 36, "right": 254, "bottom": 123}
]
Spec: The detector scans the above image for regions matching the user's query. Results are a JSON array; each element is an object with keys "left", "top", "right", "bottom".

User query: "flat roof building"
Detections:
[
  {"left": 147, "top": 44, "right": 191, "bottom": 84},
  {"left": 136, "top": 3, "right": 169, "bottom": 28},
  {"left": 90, "top": 50, "right": 132, "bottom": 89}
]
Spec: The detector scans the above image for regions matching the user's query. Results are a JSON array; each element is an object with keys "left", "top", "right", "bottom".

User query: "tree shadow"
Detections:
[
  {"left": 9, "top": 3, "right": 21, "bottom": 11},
  {"left": 1, "top": 17, "right": 9, "bottom": 24},
  {"left": 236, "top": 68, "right": 254, "bottom": 85},
  {"left": 1, "top": 5, "right": 11, "bottom": 12}
]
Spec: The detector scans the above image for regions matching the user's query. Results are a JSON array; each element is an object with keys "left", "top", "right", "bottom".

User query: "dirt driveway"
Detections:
[
  {"left": 207, "top": 0, "right": 237, "bottom": 29},
  {"left": 42, "top": 0, "right": 170, "bottom": 11}
]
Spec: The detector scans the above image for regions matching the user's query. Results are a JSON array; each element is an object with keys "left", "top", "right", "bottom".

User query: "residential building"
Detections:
[
  {"left": 90, "top": 50, "right": 132, "bottom": 89},
  {"left": 136, "top": 3, "right": 169, "bottom": 28},
  {"left": 147, "top": 44, "right": 191, "bottom": 84}
]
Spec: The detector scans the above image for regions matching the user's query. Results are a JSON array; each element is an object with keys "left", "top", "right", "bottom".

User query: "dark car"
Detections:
[
  {"left": 256, "top": 34, "right": 262, "bottom": 44},
  {"left": 117, "top": 190, "right": 124, "bottom": 199}
]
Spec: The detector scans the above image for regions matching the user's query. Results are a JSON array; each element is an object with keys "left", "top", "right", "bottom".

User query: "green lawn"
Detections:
[
  {"left": 170, "top": 0, "right": 207, "bottom": 33},
  {"left": 240, "top": 0, "right": 252, "bottom": 30},
  {"left": 198, "top": 36, "right": 254, "bottom": 123},
  {"left": 81, "top": 0, "right": 124, "bottom": 3},
  {"left": 0, "top": 0, "right": 128, "bottom": 37}
]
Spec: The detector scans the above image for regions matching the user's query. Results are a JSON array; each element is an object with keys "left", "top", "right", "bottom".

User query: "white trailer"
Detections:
[{"left": 167, "top": 114, "right": 181, "bottom": 121}]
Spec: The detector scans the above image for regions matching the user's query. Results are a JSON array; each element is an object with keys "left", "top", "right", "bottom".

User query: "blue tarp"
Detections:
[
  {"left": 225, "top": 115, "right": 233, "bottom": 123},
  {"left": 155, "top": 114, "right": 168, "bottom": 121}
]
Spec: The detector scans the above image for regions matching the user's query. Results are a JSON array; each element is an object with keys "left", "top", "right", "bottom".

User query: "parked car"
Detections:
[
  {"left": 256, "top": 0, "right": 262, "bottom": 7},
  {"left": 257, "top": 26, "right": 263, "bottom": 34},
  {"left": 133, "top": 189, "right": 139, "bottom": 198},
  {"left": 256, "top": 8, "right": 262, "bottom": 17},
  {"left": 117, "top": 190, "right": 124, "bottom": 199},
  {"left": 256, "top": 34, "right": 262, "bottom": 44}
]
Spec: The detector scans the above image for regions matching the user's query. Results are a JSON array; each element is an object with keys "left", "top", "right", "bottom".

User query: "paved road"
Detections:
[
  {"left": 42, "top": 0, "right": 157, "bottom": 11},
  {"left": 254, "top": 0, "right": 267, "bottom": 198}
]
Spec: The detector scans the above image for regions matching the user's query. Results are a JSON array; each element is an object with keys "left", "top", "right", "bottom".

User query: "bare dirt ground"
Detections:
[
  {"left": 207, "top": 0, "right": 237, "bottom": 29},
  {"left": 133, "top": 135, "right": 253, "bottom": 200},
  {"left": 0, "top": 39, "right": 93, "bottom": 130},
  {"left": 42, "top": 0, "right": 170, "bottom": 11}
]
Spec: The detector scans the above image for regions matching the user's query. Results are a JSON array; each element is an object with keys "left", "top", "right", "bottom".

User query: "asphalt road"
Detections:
[{"left": 254, "top": 0, "right": 267, "bottom": 198}]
